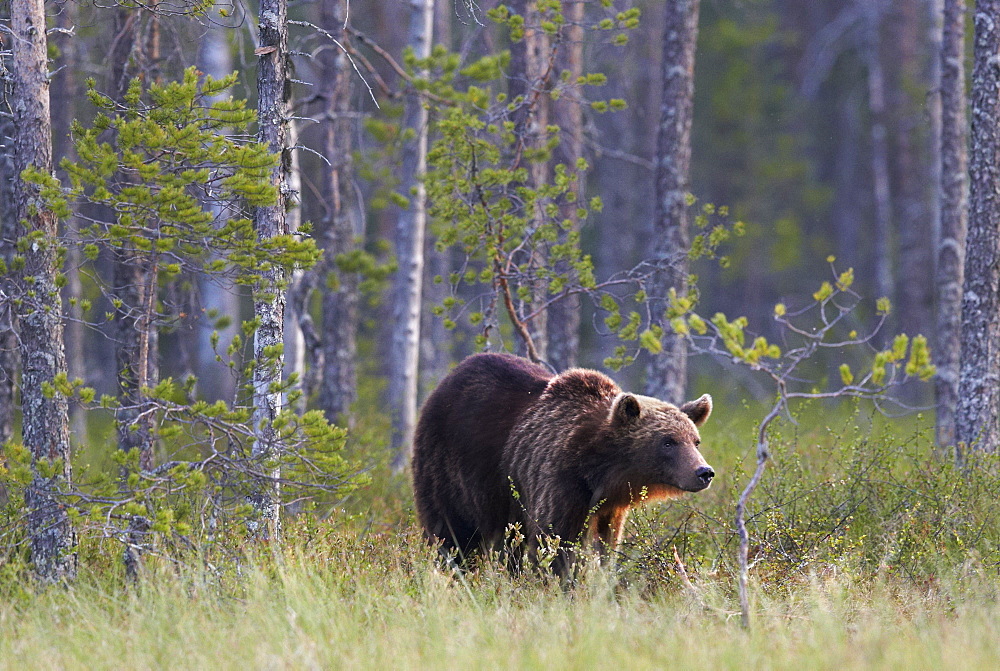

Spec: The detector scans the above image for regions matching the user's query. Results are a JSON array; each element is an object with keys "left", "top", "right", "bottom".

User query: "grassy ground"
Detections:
[
  {"left": 4, "top": 401, "right": 1000, "bottom": 669},
  {"left": 3, "top": 537, "right": 1000, "bottom": 670}
]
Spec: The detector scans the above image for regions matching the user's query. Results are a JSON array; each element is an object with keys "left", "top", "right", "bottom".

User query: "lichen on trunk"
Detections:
[{"left": 11, "top": 0, "right": 77, "bottom": 582}]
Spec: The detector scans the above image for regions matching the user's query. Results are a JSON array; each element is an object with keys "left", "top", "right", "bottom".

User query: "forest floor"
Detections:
[
  {"left": 4, "top": 401, "right": 1000, "bottom": 669},
  {"left": 2, "top": 540, "right": 1000, "bottom": 670}
]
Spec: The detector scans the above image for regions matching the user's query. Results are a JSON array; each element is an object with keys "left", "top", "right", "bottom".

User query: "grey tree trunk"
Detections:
[
  {"left": 284, "top": 108, "right": 305, "bottom": 414},
  {"left": 250, "top": 0, "right": 291, "bottom": 538},
  {"left": 420, "top": 0, "right": 454, "bottom": 392},
  {"left": 863, "top": 10, "right": 895, "bottom": 309},
  {"left": 645, "top": 0, "right": 700, "bottom": 405},
  {"left": 509, "top": 0, "right": 550, "bottom": 363},
  {"left": 888, "top": 1, "right": 935, "bottom": 345},
  {"left": 113, "top": 252, "right": 158, "bottom": 472},
  {"left": 110, "top": 7, "right": 158, "bottom": 471},
  {"left": 956, "top": 0, "right": 1000, "bottom": 453},
  {"left": 11, "top": 0, "right": 76, "bottom": 581},
  {"left": 0, "top": 51, "right": 17, "bottom": 449},
  {"left": 935, "top": 0, "right": 968, "bottom": 450},
  {"left": 389, "top": 0, "right": 434, "bottom": 472},
  {"left": 196, "top": 7, "right": 240, "bottom": 403},
  {"left": 317, "top": 0, "right": 360, "bottom": 425},
  {"left": 546, "top": 2, "right": 584, "bottom": 372},
  {"left": 928, "top": 0, "right": 945, "bottom": 271},
  {"left": 51, "top": 1, "right": 88, "bottom": 446}
]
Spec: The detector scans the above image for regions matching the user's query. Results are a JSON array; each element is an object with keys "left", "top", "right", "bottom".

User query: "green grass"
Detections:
[
  {"left": 3, "top": 534, "right": 1000, "bottom": 670},
  {"left": 4, "top": 399, "right": 1000, "bottom": 668}
]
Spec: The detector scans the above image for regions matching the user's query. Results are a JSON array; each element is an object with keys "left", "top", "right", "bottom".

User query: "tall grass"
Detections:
[
  {"left": 4, "top": 400, "right": 1000, "bottom": 668},
  {"left": 3, "top": 533, "right": 1000, "bottom": 670}
]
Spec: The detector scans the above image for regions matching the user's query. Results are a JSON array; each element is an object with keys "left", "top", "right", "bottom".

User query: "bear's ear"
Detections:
[
  {"left": 612, "top": 394, "right": 642, "bottom": 424},
  {"left": 680, "top": 394, "right": 712, "bottom": 427}
]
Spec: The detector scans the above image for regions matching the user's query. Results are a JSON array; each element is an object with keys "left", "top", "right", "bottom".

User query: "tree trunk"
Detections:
[
  {"left": 389, "top": 0, "right": 434, "bottom": 472},
  {"left": 887, "top": 1, "right": 935, "bottom": 345},
  {"left": 250, "top": 0, "right": 291, "bottom": 539},
  {"left": 11, "top": 0, "right": 76, "bottom": 581},
  {"left": 864, "top": 9, "right": 895, "bottom": 309},
  {"left": 317, "top": 0, "right": 360, "bottom": 425},
  {"left": 509, "top": 0, "right": 550, "bottom": 363},
  {"left": 109, "top": 7, "right": 159, "bottom": 471},
  {"left": 0, "top": 48, "right": 17, "bottom": 449},
  {"left": 546, "top": 1, "right": 584, "bottom": 372},
  {"left": 113, "top": 252, "right": 157, "bottom": 472},
  {"left": 51, "top": 1, "right": 88, "bottom": 446},
  {"left": 645, "top": 0, "right": 700, "bottom": 405},
  {"left": 935, "top": 0, "right": 968, "bottom": 450},
  {"left": 956, "top": 0, "right": 1000, "bottom": 453},
  {"left": 284, "top": 106, "right": 305, "bottom": 414},
  {"left": 196, "top": 8, "right": 240, "bottom": 403},
  {"left": 420, "top": 0, "right": 454, "bottom": 392}
]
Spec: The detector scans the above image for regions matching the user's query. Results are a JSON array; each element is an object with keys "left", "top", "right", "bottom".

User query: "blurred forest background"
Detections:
[
  {"left": 2, "top": 0, "right": 989, "bottom": 588},
  {"left": 10, "top": 3, "right": 1000, "bottom": 657},
  {"left": 6, "top": 0, "right": 948, "bottom": 408}
]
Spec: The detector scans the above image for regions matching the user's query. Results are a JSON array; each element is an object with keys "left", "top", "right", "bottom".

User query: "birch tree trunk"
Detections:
[
  {"left": 0, "top": 61, "right": 17, "bottom": 449},
  {"left": 196, "top": 7, "right": 240, "bottom": 403},
  {"left": 509, "top": 0, "right": 550, "bottom": 363},
  {"left": 284, "top": 110, "right": 305, "bottom": 414},
  {"left": 250, "top": 0, "right": 291, "bottom": 538},
  {"left": 935, "top": 0, "right": 968, "bottom": 450},
  {"left": 51, "top": 1, "right": 88, "bottom": 446},
  {"left": 546, "top": 2, "right": 584, "bottom": 372},
  {"left": 888, "top": 1, "right": 935, "bottom": 344},
  {"left": 389, "top": 0, "right": 434, "bottom": 472},
  {"left": 420, "top": 0, "right": 453, "bottom": 392},
  {"left": 11, "top": 0, "right": 76, "bottom": 581},
  {"left": 317, "top": 0, "right": 360, "bottom": 425},
  {"left": 863, "top": 11, "right": 895, "bottom": 309},
  {"left": 956, "top": 0, "right": 1000, "bottom": 453},
  {"left": 645, "top": 0, "right": 700, "bottom": 405}
]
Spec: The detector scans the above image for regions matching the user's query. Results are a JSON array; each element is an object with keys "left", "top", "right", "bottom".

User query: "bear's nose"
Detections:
[{"left": 696, "top": 466, "right": 715, "bottom": 484}]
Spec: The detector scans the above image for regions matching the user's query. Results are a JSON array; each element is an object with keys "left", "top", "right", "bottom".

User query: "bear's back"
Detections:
[
  {"left": 501, "top": 369, "right": 621, "bottom": 522},
  {"left": 412, "top": 353, "right": 553, "bottom": 552}
]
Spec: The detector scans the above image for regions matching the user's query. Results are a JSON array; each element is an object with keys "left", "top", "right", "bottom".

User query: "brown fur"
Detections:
[{"left": 411, "top": 353, "right": 713, "bottom": 571}]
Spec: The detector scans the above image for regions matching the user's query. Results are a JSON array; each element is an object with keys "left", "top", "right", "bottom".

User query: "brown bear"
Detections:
[{"left": 411, "top": 352, "right": 713, "bottom": 572}]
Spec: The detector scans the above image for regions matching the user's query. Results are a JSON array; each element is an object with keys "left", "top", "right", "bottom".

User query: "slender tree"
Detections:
[
  {"left": 316, "top": 0, "right": 360, "bottom": 425},
  {"left": 389, "top": 0, "right": 434, "bottom": 472},
  {"left": 957, "top": 0, "right": 1000, "bottom": 453},
  {"left": 508, "top": 0, "right": 551, "bottom": 363},
  {"left": 196, "top": 6, "right": 241, "bottom": 403},
  {"left": 0, "top": 47, "right": 17, "bottom": 449},
  {"left": 420, "top": 0, "right": 454, "bottom": 391},
  {"left": 862, "top": 5, "right": 895, "bottom": 309},
  {"left": 50, "top": 1, "right": 88, "bottom": 445},
  {"left": 888, "top": 1, "right": 935, "bottom": 343},
  {"left": 11, "top": 0, "right": 76, "bottom": 581},
  {"left": 109, "top": 7, "right": 160, "bottom": 471},
  {"left": 250, "top": 0, "right": 292, "bottom": 537},
  {"left": 935, "top": 0, "right": 968, "bottom": 450},
  {"left": 645, "top": 0, "right": 700, "bottom": 404},
  {"left": 546, "top": 1, "right": 585, "bottom": 372}
]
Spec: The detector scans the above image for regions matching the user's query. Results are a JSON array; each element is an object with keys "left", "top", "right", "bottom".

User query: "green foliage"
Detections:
[
  {"left": 619, "top": 404, "right": 1000, "bottom": 587},
  {"left": 358, "top": 1, "right": 642, "bottom": 354},
  {"left": 31, "top": 67, "right": 321, "bottom": 291},
  {"left": 5, "top": 409, "right": 1000, "bottom": 667},
  {"left": 5, "top": 67, "right": 360, "bottom": 573}
]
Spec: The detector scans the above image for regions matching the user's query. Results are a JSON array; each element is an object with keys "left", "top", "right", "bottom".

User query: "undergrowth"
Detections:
[{"left": 4, "top": 401, "right": 1000, "bottom": 668}]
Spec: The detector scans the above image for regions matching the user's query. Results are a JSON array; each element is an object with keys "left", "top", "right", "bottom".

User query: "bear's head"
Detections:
[{"left": 604, "top": 392, "right": 714, "bottom": 496}]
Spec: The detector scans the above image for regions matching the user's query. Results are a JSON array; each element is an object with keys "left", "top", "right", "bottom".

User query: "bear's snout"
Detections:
[{"left": 695, "top": 465, "right": 715, "bottom": 487}]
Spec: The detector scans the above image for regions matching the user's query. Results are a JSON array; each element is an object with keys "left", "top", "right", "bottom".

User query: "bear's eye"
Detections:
[
  {"left": 695, "top": 439, "right": 701, "bottom": 447},
  {"left": 662, "top": 438, "right": 675, "bottom": 449}
]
